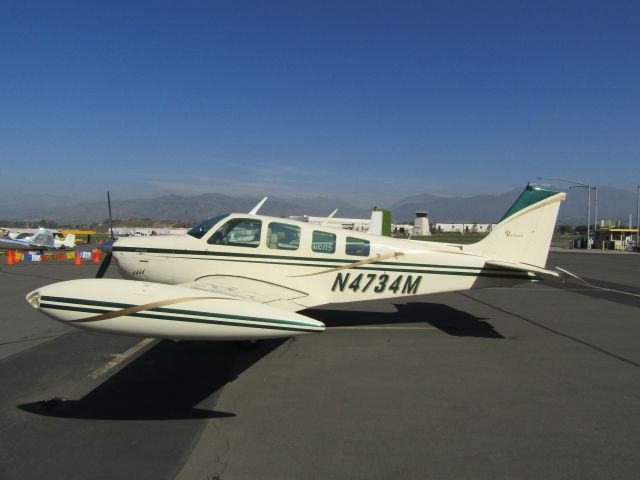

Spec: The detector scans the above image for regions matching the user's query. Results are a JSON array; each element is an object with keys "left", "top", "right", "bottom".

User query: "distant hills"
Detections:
[
  {"left": 0, "top": 193, "right": 371, "bottom": 225},
  {"left": 0, "top": 186, "right": 637, "bottom": 226},
  {"left": 392, "top": 186, "right": 638, "bottom": 226},
  {"left": 390, "top": 190, "right": 521, "bottom": 224}
]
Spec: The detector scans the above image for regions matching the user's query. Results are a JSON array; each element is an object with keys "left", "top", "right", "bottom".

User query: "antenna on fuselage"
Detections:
[
  {"left": 249, "top": 197, "right": 268, "bottom": 215},
  {"left": 320, "top": 209, "right": 339, "bottom": 225}
]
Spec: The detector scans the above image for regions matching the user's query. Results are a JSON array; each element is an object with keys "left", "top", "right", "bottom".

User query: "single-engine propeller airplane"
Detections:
[
  {"left": 27, "top": 184, "right": 571, "bottom": 341},
  {"left": 1, "top": 228, "right": 75, "bottom": 251}
]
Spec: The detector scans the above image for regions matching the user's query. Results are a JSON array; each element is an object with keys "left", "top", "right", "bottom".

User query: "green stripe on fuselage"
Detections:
[{"left": 112, "top": 247, "right": 533, "bottom": 278}]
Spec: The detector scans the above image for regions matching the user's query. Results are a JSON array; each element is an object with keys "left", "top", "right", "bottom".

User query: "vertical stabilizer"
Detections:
[
  {"left": 465, "top": 185, "right": 566, "bottom": 268},
  {"left": 63, "top": 234, "right": 76, "bottom": 248}
]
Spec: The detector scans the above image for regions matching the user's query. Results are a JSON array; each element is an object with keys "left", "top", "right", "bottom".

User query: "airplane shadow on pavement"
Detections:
[
  {"left": 306, "top": 302, "right": 505, "bottom": 339},
  {"left": 19, "top": 303, "right": 501, "bottom": 420},
  {"left": 19, "top": 338, "right": 286, "bottom": 420}
]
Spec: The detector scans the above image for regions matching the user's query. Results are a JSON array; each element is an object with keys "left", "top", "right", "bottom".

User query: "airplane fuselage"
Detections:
[
  {"left": 27, "top": 186, "right": 564, "bottom": 341},
  {"left": 112, "top": 213, "right": 535, "bottom": 309}
]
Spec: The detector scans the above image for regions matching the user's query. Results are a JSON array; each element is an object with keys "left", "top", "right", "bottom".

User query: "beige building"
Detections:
[{"left": 433, "top": 223, "right": 494, "bottom": 233}]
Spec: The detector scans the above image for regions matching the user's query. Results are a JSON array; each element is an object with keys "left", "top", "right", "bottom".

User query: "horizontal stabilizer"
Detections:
[
  {"left": 485, "top": 260, "right": 559, "bottom": 277},
  {"left": 554, "top": 267, "right": 591, "bottom": 286},
  {"left": 485, "top": 260, "right": 588, "bottom": 285}
]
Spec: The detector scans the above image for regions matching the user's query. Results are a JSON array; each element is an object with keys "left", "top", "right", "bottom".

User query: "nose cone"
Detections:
[
  {"left": 25, "top": 284, "right": 68, "bottom": 323},
  {"left": 26, "top": 285, "right": 71, "bottom": 324},
  {"left": 25, "top": 280, "right": 100, "bottom": 324},
  {"left": 26, "top": 289, "right": 41, "bottom": 310}
]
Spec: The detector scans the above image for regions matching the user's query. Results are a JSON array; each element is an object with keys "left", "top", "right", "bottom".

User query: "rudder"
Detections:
[{"left": 465, "top": 185, "right": 566, "bottom": 268}]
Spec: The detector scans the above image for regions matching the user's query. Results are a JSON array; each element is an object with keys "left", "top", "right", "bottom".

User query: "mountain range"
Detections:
[{"left": 0, "top": 186, "right": 637, "bottom": 226}]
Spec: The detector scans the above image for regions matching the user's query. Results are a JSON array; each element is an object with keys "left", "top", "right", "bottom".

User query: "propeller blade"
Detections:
[
  {"left": 95, "top": 253, "right": 113, "bottom": 278},
  {"left": 107, "top": 191, "right": 114, "bottom": 240}
]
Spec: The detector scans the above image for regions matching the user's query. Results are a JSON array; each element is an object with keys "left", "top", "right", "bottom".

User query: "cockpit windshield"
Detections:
[{"left": 187, "top": 214, "right": 229, "bottom": 239}]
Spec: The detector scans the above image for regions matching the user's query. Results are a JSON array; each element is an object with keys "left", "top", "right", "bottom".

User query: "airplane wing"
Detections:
[
  {"left": 178, "top": 275, "right": 324, "bottom": 312},
  {"left": 0, "top": 237, "right": 31, "bottom": 249}
]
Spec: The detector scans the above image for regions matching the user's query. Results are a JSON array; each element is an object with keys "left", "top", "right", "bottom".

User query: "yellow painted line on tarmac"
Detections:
[
  {"left": 327, "top": 326, "right": 437, "bottom": 331},
  {"left": 87, "top": 338, "right": 155, "bottom": 380}
]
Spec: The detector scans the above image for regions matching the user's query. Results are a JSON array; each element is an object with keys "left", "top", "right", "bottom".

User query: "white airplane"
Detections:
[
  {"left": 54, "top": 233, "right": 76, "bottom": 249},
  {"left": 26, "top": 185, "right": 570, "bottom": 341},
  {"left": 0, "top": 228, "right": 75, "bottom": 250}
]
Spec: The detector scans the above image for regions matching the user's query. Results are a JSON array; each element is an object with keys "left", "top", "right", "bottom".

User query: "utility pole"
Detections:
[
  {"left": 587, "top": 186, "right": 591, "bottom": 249},
  {"left": 593, "top": 187, "right": 598, "bottom": 232},
  {"left": 636, "top": 185, "right": 639, "bottom": 247}
]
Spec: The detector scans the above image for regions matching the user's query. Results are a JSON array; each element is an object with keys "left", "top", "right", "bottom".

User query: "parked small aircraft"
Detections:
[
  {"left": 0, "top": 228, "right": 75, "bottom": 251},
  {"left": 27, "top": 185, "right": 570, "bottom": 341}
]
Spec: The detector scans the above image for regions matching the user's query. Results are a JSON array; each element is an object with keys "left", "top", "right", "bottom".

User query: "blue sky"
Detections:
[{"left": 1, "top": 1, "right": 638, "bottom": 205}]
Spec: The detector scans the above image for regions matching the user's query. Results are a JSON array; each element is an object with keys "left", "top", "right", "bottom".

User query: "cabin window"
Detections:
[
  {"left": 267, "top": 222, "right": 300, "bottom": 251},
  {"left": 207, "top": 218, "right": 262, "bottom": 247},
  {"left": 187, "top": 214, "right": 229, "bottom": 239},
  {"left": 345, "top": 236, "right": 370, "bottom": 256},
  {"left": 312, "top": 231, "right": 336, "bottom": 254}
]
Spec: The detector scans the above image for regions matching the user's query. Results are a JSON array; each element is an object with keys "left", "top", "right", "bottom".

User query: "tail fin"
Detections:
[
  {"left": 62, "top": 234, "right": 75, "bottom": 248},
  {"left": 465, "top": 185, "right": 566, "bottom": 268}
]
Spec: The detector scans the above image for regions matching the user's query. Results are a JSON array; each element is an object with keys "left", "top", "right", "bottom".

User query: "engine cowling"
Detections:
[{"left": 26, "top": 279, "right": 325, "bottom": 341}]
